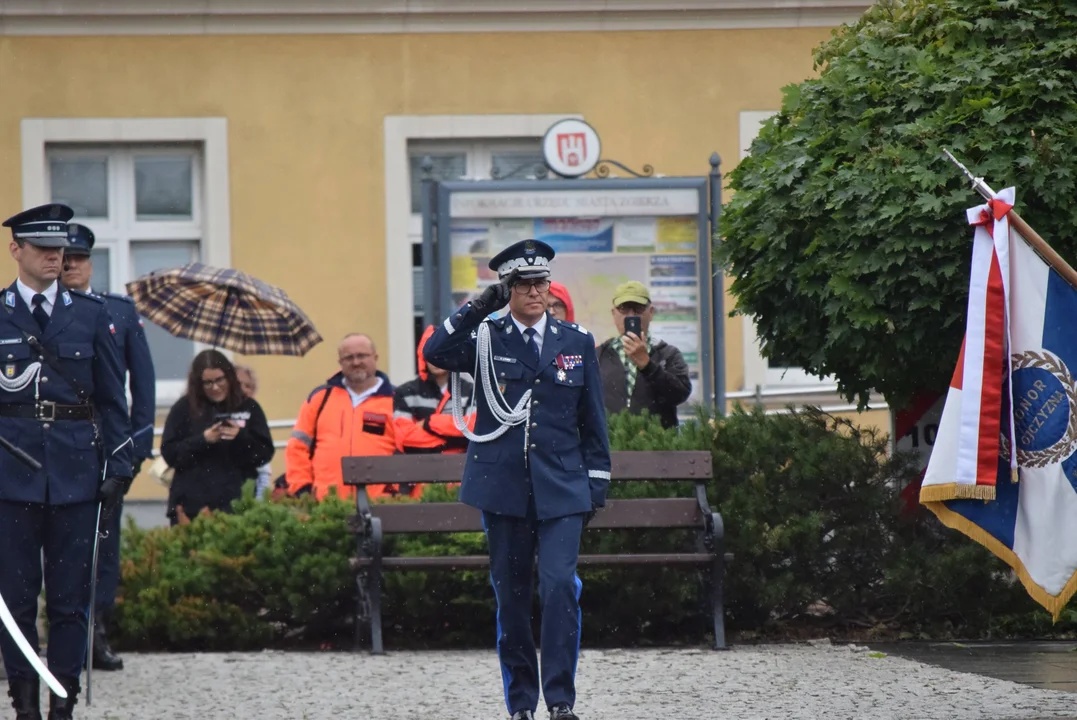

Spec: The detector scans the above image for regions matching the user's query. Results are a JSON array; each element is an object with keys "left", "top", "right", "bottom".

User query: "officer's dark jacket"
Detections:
[
  {"left": 99, "top": 292, "right": 156, "bottom": 461},
  {"left": 424, "top": 304, "right": 612, "bottom": 521},
  {"left": 0, "top": 281, "right": 133, "bottom": 504},
  {"left": 596, "top": 338, "right": 692, "bottom": 429}
]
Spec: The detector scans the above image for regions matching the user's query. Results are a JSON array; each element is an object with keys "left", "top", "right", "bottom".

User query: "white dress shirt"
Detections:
[
  {"left": 512, "top": 312, "right": 548, "bottom": 356},
  {"left": 345, "top": 375, "right": 384, "bottom": 408},
  {"left": 16, "top": 278, "right": 58, "bottom": 317}
]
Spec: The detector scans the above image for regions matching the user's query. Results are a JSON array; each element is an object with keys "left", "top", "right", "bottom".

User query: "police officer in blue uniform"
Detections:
[
  {"left": 424, "top": 239, "right": 611, "bottom": 720},
  {"left": 62, "top": 223, "right": 155, "bottom": 673},
  {"left": 0, "top": 204, "right": 133, "bottom": 719}
]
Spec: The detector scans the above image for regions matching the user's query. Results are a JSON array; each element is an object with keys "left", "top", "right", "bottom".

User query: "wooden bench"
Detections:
[{"left": 342, "top": 450, "right": 727, "bottom": 654}]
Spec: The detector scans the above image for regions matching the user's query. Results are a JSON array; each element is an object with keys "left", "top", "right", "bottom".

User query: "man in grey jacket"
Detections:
[{"left": 597, "top": 280, "right": 692, "bottom": 428}]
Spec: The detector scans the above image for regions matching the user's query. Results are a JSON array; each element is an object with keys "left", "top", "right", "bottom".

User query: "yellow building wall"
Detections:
[{"left": 0, "top": 27, "right": 887, "bottom": 499}]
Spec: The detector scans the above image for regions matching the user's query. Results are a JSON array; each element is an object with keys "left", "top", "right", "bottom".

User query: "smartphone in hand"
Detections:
[{"left": 624, "top": 316, "right": 642, "bottom": 338}]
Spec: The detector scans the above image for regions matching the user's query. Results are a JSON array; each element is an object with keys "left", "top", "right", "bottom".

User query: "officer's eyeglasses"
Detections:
[
  {"left": 513, "top": 279, "right": 551, "bottom": 295},
  {"left": 201, "top": 376, "right": 228, "bottom": 389}
]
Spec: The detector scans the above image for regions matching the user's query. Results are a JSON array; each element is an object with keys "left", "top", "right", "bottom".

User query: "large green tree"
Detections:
[{"left": 719, "top": 0, "right": 1077, "bottom": 410}]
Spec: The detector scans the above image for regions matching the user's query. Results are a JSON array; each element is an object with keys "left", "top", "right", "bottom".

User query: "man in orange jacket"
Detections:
[
  {"left": 393, "top": 325, "right": 476, "bottom": 461},
  {"left": 285, "top": 333, "right": 398, "bottom": 500}
]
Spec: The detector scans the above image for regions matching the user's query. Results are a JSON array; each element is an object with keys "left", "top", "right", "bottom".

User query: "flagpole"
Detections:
[{"left": 943, "top": 149, "right": 1077, "bottom": 291}]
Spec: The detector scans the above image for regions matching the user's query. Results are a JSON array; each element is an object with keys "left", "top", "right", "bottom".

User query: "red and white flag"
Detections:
[{"left": 920, "top": 186, "right": 1077, "bottom": 618}]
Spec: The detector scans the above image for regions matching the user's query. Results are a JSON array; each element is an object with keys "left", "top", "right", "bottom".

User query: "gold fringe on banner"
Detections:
[
  {"left": 919, "top": 482, "right": 996, "bottom": 503},
  {"left": 923, "top": 501, "right": 1077, "bottom": 621}
]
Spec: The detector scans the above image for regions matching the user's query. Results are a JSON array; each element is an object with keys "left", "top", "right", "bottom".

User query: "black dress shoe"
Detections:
[
  {"left": 511, "top": 711, "right": 534, "bottom": 720},
  {"left": 7, "top": 676, "right": 41, "bottom": 720},
  {"left": 92, "top": 620, "right": 124, "bottom": 671},
  {"left": 549, "top": 704, "right": 578, "bottom": 720},
  {"left": 46, "top": 676, "right": 79, "bottom": 720}
]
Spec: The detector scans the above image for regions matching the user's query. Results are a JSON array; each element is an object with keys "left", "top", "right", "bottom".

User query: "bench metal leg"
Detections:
[
  {"left": 353, "top": 510, "right": 386, "bottom": 655},
  {"left": 708, "top": 511, "right": 728, "bottom": 650}
]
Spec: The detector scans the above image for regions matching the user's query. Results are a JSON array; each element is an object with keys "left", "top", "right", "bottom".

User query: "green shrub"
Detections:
[{"left": 114, "top": 407, "right": 1077, "bottom": 650}]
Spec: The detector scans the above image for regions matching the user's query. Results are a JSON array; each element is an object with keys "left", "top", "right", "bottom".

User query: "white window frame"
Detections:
[
  {"left": 384, "top": 114, "right": 580, "bottom": 383},
  {"left": 21, "top": 117, "right": 231, "bottom": 406},
  {"left": 737, "top": 110, "right": 833, "bottom": 392},
  {"left": 406, "top": 138, "right": 548, "bottom": 319}
]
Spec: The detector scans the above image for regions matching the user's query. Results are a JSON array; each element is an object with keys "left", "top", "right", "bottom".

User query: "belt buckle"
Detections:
[{"left": 36, "top": 402, "right": 56, "bottom": 422}]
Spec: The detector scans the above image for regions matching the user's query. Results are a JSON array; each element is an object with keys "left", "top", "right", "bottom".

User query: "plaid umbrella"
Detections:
[{"left": 125, "top": 263, "right": 322, "bottom": 356}]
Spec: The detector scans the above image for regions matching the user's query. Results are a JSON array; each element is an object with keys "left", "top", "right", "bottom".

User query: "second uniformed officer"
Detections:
[
  {"left": 424, "top": 239, "right": 611, "bottom": 720},
  {"left": 62, "top": 223, "right": 156, "bottom": 672},
  {"left": 0, "top": 204, "right": 133, "bottom": 719}
]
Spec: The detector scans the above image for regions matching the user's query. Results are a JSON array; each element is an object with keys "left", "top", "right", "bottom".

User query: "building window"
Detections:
[
  {"left": 406, "top": 138, "right": 545, "bottom": 341},
  {"left": 47, "top": 144, "right": 204, "bottom": 404}
]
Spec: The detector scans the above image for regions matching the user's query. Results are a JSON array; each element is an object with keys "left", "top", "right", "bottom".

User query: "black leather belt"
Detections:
[{"left": 0, "top": 402, "right": 94, "bottom": 421}]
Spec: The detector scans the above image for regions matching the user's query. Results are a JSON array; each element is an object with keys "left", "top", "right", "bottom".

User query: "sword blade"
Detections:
[
  {"left": 0, "top": 586, "right": 67, "bottom": 698},
  {"left": 85, "top": 502, "right": 104, "bottom": 706}
]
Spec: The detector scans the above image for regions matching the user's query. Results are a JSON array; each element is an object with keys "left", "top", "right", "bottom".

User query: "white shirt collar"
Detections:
[
  {"left": 345, "top": 375, "right": 384, "bottom": 408},
  {"left": 512, "top": 312, "right": 548, "bottom": 355},
  {"left": 15, "top": 278, "right": 58, "bottom": 312},
  {"left": 511, "top": 312, "right": 547, "bottom": 338}
]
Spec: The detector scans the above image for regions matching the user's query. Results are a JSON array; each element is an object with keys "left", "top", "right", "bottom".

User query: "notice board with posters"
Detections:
[{"left": 432, "top": 177, "right": 714, "bottom": 412}]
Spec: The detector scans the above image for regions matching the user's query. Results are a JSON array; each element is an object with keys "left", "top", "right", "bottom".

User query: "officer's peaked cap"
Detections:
[
  {"left": 2, "top": 203, "right": 74, "bottom": 248},
  {"left": 65, "top": 223, "right": 96, "bottom": 256},
  {"left": 487, "top": 239, "right": 555, "bottom": 281}
]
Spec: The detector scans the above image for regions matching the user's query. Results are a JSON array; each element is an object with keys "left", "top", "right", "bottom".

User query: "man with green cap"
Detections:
[{"left": 598, "top": 280, "right": 692, "bottom": 428}]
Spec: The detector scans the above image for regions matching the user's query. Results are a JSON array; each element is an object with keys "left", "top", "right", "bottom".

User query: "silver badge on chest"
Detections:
[{"left": 557, "top": 369, "right": 567, "bottom": 382}]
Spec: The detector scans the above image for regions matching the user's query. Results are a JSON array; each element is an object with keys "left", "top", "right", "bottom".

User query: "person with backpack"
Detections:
[{"left": 283, "top": 333, "right": 398, "bottom": 500}]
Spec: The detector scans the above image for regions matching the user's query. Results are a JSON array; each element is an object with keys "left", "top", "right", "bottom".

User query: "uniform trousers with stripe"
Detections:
[{"left": 482, "top": 493, "right": 585, "bottom": 715}]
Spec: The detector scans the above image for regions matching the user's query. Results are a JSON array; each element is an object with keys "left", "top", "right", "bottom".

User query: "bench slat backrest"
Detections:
[
  {"left": 342, "top": 450, "right": 712, "bottom": 486},
  {"left": 368, "top": 497, "right": 704, "bottom": 533}
]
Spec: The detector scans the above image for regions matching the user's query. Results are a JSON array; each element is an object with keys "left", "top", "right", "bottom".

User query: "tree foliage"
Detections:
[{"left": 718, "top": 0, "right": 1077, "bottom": 409}]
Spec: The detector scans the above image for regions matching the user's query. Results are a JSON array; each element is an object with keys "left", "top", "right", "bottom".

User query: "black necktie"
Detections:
[
  {"left": 524, "top": 327, "right": 539, "bottom": 362},
  {"left": 31, "top": 294, "right": 49, "bottom": 331}
]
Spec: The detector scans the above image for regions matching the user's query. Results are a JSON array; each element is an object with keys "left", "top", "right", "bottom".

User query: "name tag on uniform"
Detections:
[
  {"left": 493, "top": 355, "right": 517, "bottom": 364},
  {"left": 0, "top": 338, "right": 22, "bottom": 345}
]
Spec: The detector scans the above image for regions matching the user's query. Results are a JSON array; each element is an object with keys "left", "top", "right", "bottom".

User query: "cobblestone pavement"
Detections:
[{"left": 54, "top": 644, "right": 1077, "bottom": 719}]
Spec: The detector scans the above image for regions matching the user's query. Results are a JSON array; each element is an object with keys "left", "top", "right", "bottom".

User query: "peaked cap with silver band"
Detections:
[
  {"left": 2, "top": 203, "right": 74, "bottom": 248},
  {"left": 488, "top": 238, "right": 555, "bottom": 281}
]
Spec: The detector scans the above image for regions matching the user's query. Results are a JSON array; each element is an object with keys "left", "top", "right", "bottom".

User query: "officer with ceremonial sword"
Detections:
[
  {"left": 424, "top": 239, "right": 611, "bottom": 720},
  {"left": 0, "top": 203, "right": 133, "bottom": 719}
]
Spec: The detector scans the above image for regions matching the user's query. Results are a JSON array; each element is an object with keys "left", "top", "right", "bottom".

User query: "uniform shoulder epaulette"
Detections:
[
  {"left": 68, "top": 289, "right": 104, "bottom": 304},
  {"left": 103, "top": 292, "right": 134, "bottom": 304},
  {"left": 557, "top": 319, "right": 589, "bottom": 335}
]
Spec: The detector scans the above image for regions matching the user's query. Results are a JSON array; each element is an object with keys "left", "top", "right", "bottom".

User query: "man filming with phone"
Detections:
[{"left": 598, "top": 280, "right": 692, "bottom": 429}]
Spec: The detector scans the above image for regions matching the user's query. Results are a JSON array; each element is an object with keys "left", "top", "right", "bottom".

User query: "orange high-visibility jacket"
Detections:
[
  {"left": 285, "top": 371, "right": 398, "bottom": 500},
  {"left": 393, "top": 324, "right": 476, "bottom": 455}
]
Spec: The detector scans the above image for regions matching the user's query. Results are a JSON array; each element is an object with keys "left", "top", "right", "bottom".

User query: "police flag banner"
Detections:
[{"left": 920, "top": 185, "right": 1077, "bottom": 618}]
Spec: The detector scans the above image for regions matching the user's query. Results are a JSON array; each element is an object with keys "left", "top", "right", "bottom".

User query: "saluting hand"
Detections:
[
  {"left": 472, "top": 279, "right": 512, "bottom": 317},
  {"left": 622, "top": 331, "right": 651, "bottom": 369}
]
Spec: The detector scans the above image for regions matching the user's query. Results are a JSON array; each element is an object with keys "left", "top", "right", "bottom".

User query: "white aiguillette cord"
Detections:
[{"left": 451, "top": 320, "right": 532, "bottom": 452}]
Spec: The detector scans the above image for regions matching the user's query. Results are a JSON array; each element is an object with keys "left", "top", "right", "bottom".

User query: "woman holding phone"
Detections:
[{"left": 160, "top": 349, "right": 275, "bottom": 525}]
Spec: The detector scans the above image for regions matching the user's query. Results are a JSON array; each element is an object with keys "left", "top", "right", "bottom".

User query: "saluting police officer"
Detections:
[
  {"left": 424, "top": 239, "right": 611, "bottom": 720},
  {"left": 62, "top": 223, "right": 155, "bottom": 673},
  {"left": 0, "top": 204, "right": 133, "bottom": 719}
]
